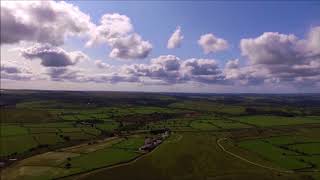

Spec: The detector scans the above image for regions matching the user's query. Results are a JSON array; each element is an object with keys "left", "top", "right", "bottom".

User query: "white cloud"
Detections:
[
  {"left": 238, "top": 26, "right": 320, "bottom": 85},
  {"left": 167, "top": 26, "right": 184, "bottom": 49},
  {"left": 240, "top": 32, "right": 301, "bottom": 65},
  {"left": 1, "top": 1, "right": 93, "bottom": 46},
  {"left": 198, "top": 33, "right": 228, "bottom": 54},
  {"left": 123, "top": 55, "right": 223, "bottom": 84},
  {"left": 225, "top": 59, "right": 239, "bottom": 69},
  {"left": 307, "top": 26, "right": 320, "bottom": 55},
  {"left": 108, "top": 33, "right": 152, "bottom": 60},
  {"left": 1, "top": 61, "right": 37, "bottom": 81},
  {"left": 20, "top": 44, "right": 88, "bottom": 67},
  {"left": 86, "top": 13, "right": 133, "bottom": 46},
  {"left": 87, "top": 13, "right": 152, "bottom": 60},
  {"left": 95, "top": 60, "right": 113, "bottom": 69}
]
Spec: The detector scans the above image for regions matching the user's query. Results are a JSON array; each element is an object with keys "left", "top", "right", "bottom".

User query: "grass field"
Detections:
[
  {"left": 238, "top": 140, "right": 308, "bottom": 169},
  {"left": 0, "top": 108, "right": 57, "bottom": 123},
  {"left": 33, "top": 134, "right": 64, "bottom": 145},
  {"left": 0, "top": 125, "right": 29, "bottom": 136},
  {"left": 288, "top": 143, "right": 320, "bottom": 155},
  {"left": 237, "top": 135, "right": 320, "bottom": 171},
  {"left": 210, "top": 120, "right": 252, "bottom": 129},
  {"left": 190, "top": 121, "right": 219, "bottom": 130},
  {"left": 0, "top": 135, "right": 38, "bottom": 156},
  {"left": 233, "top": 115, "right": 320, "bottom": 127},
  {"left": 169, "top": 101, "right": 246, "bottom": 115},
  {"left": 69, "top": 148, "right": 140, "bottom": 171},
  {"left": 75, "top": 133, "right": 305, "bottom": 180},
  {"left": 112, "top": 137, "right": 144, "bottom": 150},
  {"left": 1, "top": 136, "right": 145, "bottom": 180},
  {"left": 96, "top": 122, "right": 119, "bottom": 132},
  {"left": 29, "top": 128, "right": 59, "bottom": 134},
  {"left": 1, "top": 92, "right": 320, "bottom": 180}
]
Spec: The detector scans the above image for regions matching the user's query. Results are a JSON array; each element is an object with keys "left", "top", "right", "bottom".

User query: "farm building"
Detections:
[{"left": 139, "top": 130, "right": 170, "bottom": 152}]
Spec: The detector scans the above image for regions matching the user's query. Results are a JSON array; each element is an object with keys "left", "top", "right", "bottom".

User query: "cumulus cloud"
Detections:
[
  {"left": 1, "top": 1, "right": 93, "bottom": 45},
  {"left": 45, "top": 67, "right": 139, "bottom": 84},
  {"left": 45, "top": 67, "right": 82, "bottom": 82},
  {"left": 86, "top": 13, "right": 133, "bottom": 46},
  {"left": 1, "top": 2, "right": 151, "bottom": 60},
  {"left": 123, "top": 55, "right": 182, "bottom": 83},
  {"left": 123, "top": 55, "right": 223, "bottom": 84},
  {"left": 1, "top": 61, "right": 35, "bottom": 81},
  {"left": 95, "top": 60, "right": 113, "bottom": 69},
  {"left": 167, "top": 26, "right": 184, "bottom": 49},
  {"left": 306, "top": 26, "right": 320, "bottom": 55},
  {"left": 180, "top": 59, "right": 224, "bottom": 84},
  {"left": 87, "top": 13, "right": 152, "bottom": 60},
  {"left": 88, "top": 73, "right": 140, "bottom": 84},
  {"left": 223, "top": 63, "right": 269, "bottom": 86},
  {"left": 238, "top": 26, "right": 320, "bottom": 85},
  {"left": 108, "top": 33, "right": 152, "bottom": 59},
  {"left": 240, "top": 32, "right": 302, "bottom": 65},
  {"left": 20, "top": 44, "right": 88, "bottom": 67},
  {"left": 198, "top": 33, "right": 228, "bottom": 54},
  {"left": 225, "top": 59, "right": 239, "bottom": 69}
]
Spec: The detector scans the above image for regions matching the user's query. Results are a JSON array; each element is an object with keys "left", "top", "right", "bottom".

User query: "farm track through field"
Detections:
[
  {"left": 55, "top": 135, "right": 179, "bottom": 180},
  {"left": 217, "top": 138, "right": 295, "bottom": 174}
]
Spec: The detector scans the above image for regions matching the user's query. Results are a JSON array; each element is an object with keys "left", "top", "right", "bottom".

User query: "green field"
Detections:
[
  {"left": 0, "top": 125, "right": 29, "bottom": 136},
  {"left": 96, "top": 122, "right": 119, "bottom": 131},
  {"left": 238, "top": 140, "right": 308, "bottom": 169},
  {"left": 169, "top": 101, "right": 246, "bottom": 115},
  {"left": 33, "top": 134, "right": 64, "bottom": 145},
  {"left": 288, "top": 143, "right": 320, "bottom": 155},
  {"left": 1, "top": 136, "right": 145, "bottom": 180},
  {"left": 75, "top": 133, "right": 304, "bottom": 180},
  {"left": 190, "top": 121, "right": 219, "bottom": 130},
  {"left": 29, "top": 128, "right": 59, "bottom": 134},
  {"left": 210, "top": 120, "right": 251, "bottom": 129},
  {"left": 69, "top": 148, "right": 140, "bottom": 171},
  {"left": 234, "top": 115, "right": 320, "bottom": 127},
  {"left": 112, "top": 137, "right": 144, "bottom": 150},
  {"left": 0, "top": 135, "right": 38, "bottom": 156},
  {"left": 237, "top": 135, "right": 320, "bottom": 171},
  {"left": 0, "top": 108, "right": 57, "bottom": 123},
  {"left": 1, "top": 91, "right": 320, "bottom": 180}
]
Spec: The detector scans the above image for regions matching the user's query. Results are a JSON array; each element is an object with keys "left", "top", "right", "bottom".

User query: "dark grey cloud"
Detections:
[
  {"left": 1, "top": 1, "right": 92, "bottom": 46},
  {"left": 20, "top": 44, "right": 87, "bottom": 67}
]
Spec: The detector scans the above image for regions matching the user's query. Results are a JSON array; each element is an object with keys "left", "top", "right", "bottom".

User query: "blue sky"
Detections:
[
  {"left": 69, "top": 1, "right": 320, "bottom": 66},
  {"left": 1, "top": 1, "right": 320, "bottom": 93}
]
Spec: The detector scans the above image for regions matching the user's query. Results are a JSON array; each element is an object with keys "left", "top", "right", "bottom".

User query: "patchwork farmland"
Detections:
[{"left": 0, "top": 90, "right": 319, "bottom": 180}]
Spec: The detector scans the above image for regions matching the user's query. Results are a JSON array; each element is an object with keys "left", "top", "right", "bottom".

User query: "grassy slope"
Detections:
[{"left": 77, "top": 133, "right": 305, "bottom": 180}]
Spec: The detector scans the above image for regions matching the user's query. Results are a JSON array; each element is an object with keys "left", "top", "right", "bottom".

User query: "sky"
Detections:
[{"left": 1, "top": 1, "right": 320, "bottom": 93}]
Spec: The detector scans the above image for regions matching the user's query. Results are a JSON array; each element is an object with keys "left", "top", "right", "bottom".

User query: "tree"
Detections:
[{"left": 65, "top": 162, "right": 71, "bottom": 169}]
